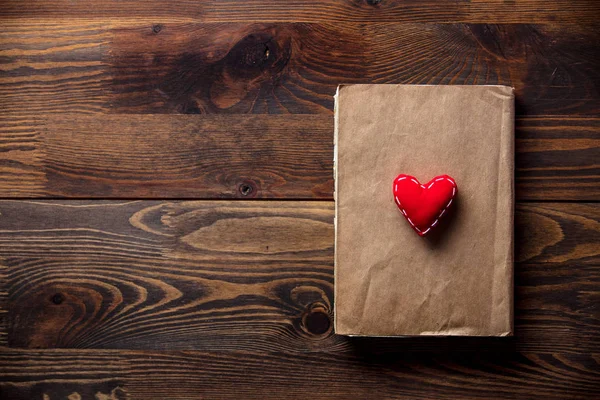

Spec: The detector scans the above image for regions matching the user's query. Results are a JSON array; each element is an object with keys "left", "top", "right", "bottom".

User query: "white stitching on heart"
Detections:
[{"left": 393, "top": 175, "right": 457, "bottom": 236}]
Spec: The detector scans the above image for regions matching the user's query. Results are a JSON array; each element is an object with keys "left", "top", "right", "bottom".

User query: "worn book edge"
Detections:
[{"left": 333, "top": 85, "right": 340, "bottom": 334}]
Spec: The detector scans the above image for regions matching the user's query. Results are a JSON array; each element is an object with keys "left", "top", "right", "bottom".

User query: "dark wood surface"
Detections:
[
  {"left": 1, "top": 1, "right": 599, "bottom": 399},
  {"left": 2, "top": 21, "right": 598, "bottom": 117},
  {"left": 1, "top": 0, "right": 599, "bottom": 23}
]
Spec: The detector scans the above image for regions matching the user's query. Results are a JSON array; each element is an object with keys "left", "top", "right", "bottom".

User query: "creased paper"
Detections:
[{"left": 334, "top": 85, "right": 514, "bottom": 336}]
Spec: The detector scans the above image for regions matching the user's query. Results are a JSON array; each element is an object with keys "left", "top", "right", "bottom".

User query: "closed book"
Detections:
[{"left": 334, "top": 84, "right": 514, "bottom": 336}]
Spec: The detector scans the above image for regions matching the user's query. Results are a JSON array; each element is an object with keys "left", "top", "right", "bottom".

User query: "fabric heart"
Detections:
[{"left": 393, "top": 174, "right": 457, "bottom": 237}]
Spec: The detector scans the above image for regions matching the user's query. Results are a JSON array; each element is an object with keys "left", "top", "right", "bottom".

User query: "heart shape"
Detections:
[{"left": 393, "top": 174, "right": 457, "bottom": 236}]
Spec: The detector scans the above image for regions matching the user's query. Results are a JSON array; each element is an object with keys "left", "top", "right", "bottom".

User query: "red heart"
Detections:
[{"left": 393, "top": 174, "right": 457, "bottom": 237}]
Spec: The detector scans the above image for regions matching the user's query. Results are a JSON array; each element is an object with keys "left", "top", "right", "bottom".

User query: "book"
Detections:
[{"left": 334, "top": 85, "right": 514, "bottom": 336}]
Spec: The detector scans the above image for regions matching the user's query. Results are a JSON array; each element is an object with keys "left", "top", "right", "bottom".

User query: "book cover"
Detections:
[{"left": 334, "top": 85, "right": 514, "bottom": 336}]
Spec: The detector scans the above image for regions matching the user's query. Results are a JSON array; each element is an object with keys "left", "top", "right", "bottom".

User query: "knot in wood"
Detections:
[
  {"left": 51, "top": 293, "right": 64, "bottom": 305},
  {"left": 239, "top": 184, "right": 253, "bottom": 196},
  {"left": 224, "top": 31, "right": 290, "bottom": 81},
  {"left": 237, "top": 179, "right": 258, "bottom": 197},
  {"left": 302, "top": 304, "right": 331, "bottom": 336}
]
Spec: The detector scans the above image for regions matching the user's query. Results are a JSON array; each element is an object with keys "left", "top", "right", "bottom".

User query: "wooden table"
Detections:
[{"left": 1, "top": 1, "right": 599, "bottom": 399}]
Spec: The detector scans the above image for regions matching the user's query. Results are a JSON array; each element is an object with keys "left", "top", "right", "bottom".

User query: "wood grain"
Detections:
[
  {"left": 1, "top": 0, "right": 599, "bottom": 24},
  {"left": 516, "top": 116, "right": 600, "bottom": 200},
  {"left": 108, "top": 22, "right": 599, "bottom": 115},
  {"left": 0, "top": 349, "right": 127, "bottom": 400},
  {"left": 365, "top": 23, "right": 599, "bottom": 116},
  {"left": 37, "top": 114, "right": 333, "bottom": 198},
  {"left": 2, "top": 21, "right": 598, "bottom": 116},
  {"left": 0, "top": 255, "right": 7, "bottom": 347},
  {"left": 0, "top": 201, "right": 597, "bottom": 353},
  {"left": 107, "top": 22, "right": 364, "bottom": 114},
  {"left": 0, "top": 115, "right": 46, "bottom": 197},
  {"left": 0, "top": 115, "right": 597, "bottom": 200},
  {"left": 1, "top": 201, "right": 335, "bottom": 351},
  {"left": 1, "top": 348, "right": 598, "bottom": 400},
  {"left": 0, "top": 23, "right": 110, "bottom": 116},
  {"left": 120, "top": 350, "right": 600, "bottom": 400},
  {"left": 515, "top": 203, "right": 600, "bottom": 264}
]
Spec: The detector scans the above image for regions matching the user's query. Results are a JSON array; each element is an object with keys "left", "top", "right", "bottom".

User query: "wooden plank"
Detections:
[
  {"left": 0, "top": 256, "right": 6, "bottom": 346},
  {"left": 0, "top": 0, "right": 598, "bottom": 24},
  {"left": 122, "top": 350, "right": 600, "bottom": 400},
  {"left": 0, "top": 201, "right": 597, "bottom": 353},
  {"left": 0, "top": 115, "right": 598, "bottom": 200},
  {"left": 37, "top": 114, "right": 333, "bottom": 198},
  {"left": 1, "top": 200, "right": 335, "bottom": 351},
  {"left": 516, "top": 116, "right": 600, "bottom": 201},
  {"left": 1, "top": 348, "right": 598, "bottom": 400},
  {"left": 108, "top": 22, "right": 600, "bottom": 116},
  {"left": 0, "top": 349, "right": 127, "bottom": 399},
  {"left": 0, "top": 115, "right": 46, "bottom": 197},
  {"left": 1, "top": 21, "right": 598, "bottom": 116},
  {"left": 0, "top": 23, "right": 111, "bottom": 116},
  {"left": 515, "top": 203, "right": 600, "bottom": 263},
  {"left": 364, "top": 23, "right": 599, "bottom": 116}
]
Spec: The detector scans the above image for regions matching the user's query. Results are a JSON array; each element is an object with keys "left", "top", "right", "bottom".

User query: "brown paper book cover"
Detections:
[{"left": 334, "top": 84, "right": 514, "bottom": 336}]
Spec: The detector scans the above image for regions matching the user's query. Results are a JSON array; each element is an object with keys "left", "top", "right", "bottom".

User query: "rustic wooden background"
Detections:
[{"left": 0, "top": 1, "right": 599, "bottom": 399}]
